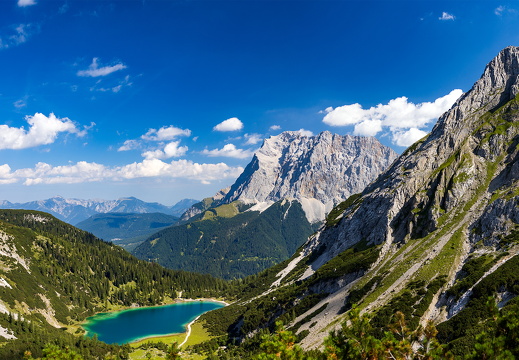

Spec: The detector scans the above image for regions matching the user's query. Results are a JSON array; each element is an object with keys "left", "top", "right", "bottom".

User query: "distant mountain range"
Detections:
[
  {"left": 0, "top": 196, "right": 197, "bottom": 225},
  {"left": 76, "top": 212, "right": 180, "bottom": 251}
]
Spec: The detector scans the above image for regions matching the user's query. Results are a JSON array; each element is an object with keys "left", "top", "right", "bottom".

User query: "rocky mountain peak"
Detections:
[
  {"left": 221, "top": 131, "right": 398, "bottom": 222},
  {"left": 431, "top": 46, "right": 519, "bottom": 141}
]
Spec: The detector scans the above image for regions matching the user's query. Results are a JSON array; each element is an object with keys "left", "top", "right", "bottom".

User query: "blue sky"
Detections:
[{"left": 0, "top": 0, "right": 518, "bottom": 205}]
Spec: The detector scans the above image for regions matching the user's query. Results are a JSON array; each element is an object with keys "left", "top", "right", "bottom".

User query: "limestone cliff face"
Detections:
[
  {"left": 221, "top": 131, "right": 398, "bottom": 222},
  {"left": 311, "top": 46, "right": 519, "bottom": 260}
]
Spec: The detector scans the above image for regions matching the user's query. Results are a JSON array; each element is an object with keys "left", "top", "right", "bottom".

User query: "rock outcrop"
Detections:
[{"left": 221, "top": 131, "right": 398, "bottom": 222}]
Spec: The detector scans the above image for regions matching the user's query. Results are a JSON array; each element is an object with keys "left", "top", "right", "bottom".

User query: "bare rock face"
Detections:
[
  {"left": 221, "top": 131, "right": 398, "bottom": 222},
  {"left": 312, "top": 46, "right": 519, "bottom": 260}
]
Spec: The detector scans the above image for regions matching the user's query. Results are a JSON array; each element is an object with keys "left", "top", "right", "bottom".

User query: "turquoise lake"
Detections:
[{"left": 82, "top": 301, "right": 225, "bottom": 344}]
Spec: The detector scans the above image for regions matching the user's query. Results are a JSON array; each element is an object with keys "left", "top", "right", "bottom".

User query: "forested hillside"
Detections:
[
  {"left": 133, "top": 200, "right": 315, "bottom": 279},
  {"left": 0, "top": 209, "right": 228, "bottom": 359}
]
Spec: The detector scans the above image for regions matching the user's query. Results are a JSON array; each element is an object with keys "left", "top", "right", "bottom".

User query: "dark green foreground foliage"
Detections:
[{"left": 205, "top": 301, "right": 519, "bottom": 360}]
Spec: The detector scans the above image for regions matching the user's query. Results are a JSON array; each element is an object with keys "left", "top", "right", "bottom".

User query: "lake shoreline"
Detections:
[{"left": 81, "top": 298, "right": 228, "bottom": 345}]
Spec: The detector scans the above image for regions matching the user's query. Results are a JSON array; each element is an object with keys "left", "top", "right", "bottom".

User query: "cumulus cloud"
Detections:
[
  {"left": 392, "top": 128, "right": 428, "bottom": 147},
  {"left": 297, "top": 129, "right": 314, "bottom": 137},
  {"left": 269, "top": 125, "right": 281, "bottom": 131},
  {"left": 439, "top": 12, "right": 455, "bottom": 20},
  {"left": 322, "top": 89, "right": 462, "bottom": 146},
  {"left": 244, "top": 133, "right": 263, "bottom": 145},
  {"left": 213, "top": 117, "right": 243, "bottom": 132},
  {"left": 77, "top": 58, "right": 127, "bottom": 77},
  {"left": 17, "top": 0, "right": 36, "bottom": 7},
  {"left": 202, "top": 144, "right": 254, "bottom": 159},
  {"left": 0, "top": 159, "right": 243, "bottom": 185},
  {"left": 142, "top": 125, "right": 191, "bottom": 141},
  {"left": 353, "top": 120, "right": 383, "bottom": 137},
  {"left": 0, "top": 113, "right": 93, "bottom": 150},
  {"left": 141, "top": 141, "right": 188, "bottom": 160}
]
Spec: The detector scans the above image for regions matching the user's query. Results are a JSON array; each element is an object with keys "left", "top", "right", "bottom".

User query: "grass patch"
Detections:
[{"left": 183, "top": 321, "right": 214, "bottom": 348}]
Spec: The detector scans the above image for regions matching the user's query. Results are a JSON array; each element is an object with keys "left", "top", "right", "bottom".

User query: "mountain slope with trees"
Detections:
[
  {"left": 0, "top": 209, "right": 227, "bottom": 359},
  {"left": 133, "top": 200, "right": 315, "bottom": 279},
  {"left": 189, "top": 46, "right": 519, "bottom": 357}
]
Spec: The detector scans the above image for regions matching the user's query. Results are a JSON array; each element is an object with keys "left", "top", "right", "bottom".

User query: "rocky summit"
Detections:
[{"left": 220, "top": 131, "right": 398, "bottom": 223}]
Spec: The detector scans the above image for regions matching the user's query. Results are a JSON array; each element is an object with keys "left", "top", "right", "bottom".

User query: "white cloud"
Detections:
[
  {"left": 322, "top": 89, "right": 462, "bottom": 146},
  {"left": 0, "top": 159, "right": 243, "bottom": 185},
  {"left": 392, "top": 128, "right": 428, "bottom": 147},
  {"left": 202, "top": 144, "right": 254, "bottom": 159},
  {"left": 142, "top": 125, "right": 191, "bottom": 141},
  {"left": 269, "top": 125, "right": 281, "bottom": 131},
  {"left": 13, "top": 98, "right": 27, "bottom": 109},
  {"left": 495, "top": 5, "right": 517, "bottom": 15},
  {"left": 92, "top": 75, "right": 133, "bottom": 93},
  {"left": 142, "top": 141, "right": 188, "bottom": 160},
  {"left": 213, "top": 117, "right": 243, "bottom": 132},
  {"left": 77, "top": 58, "right": 127, "bottom": 77},
  {"left": 244, "top": 133, "right": 263, "bottom": 145},
  {"left": 0, "top": 23, "right": 37, "bottom": 49},
  {"left": 297, "top": 129, "right": 314, "bottom": 137},
  {"left": 439, "top": 12, "right": 455, "bottom": 20},
  {"left": 353, "top": 120, "right": 383, "bottom": 137},
  {"left": 0, "top": 113, "right": 93, "bottom": 150},
  {"left": 17, "top": 0, "right": 36, "bottom": 7},
  {"left": 118, "top": 139, "right": 140, "bottom": 152}
]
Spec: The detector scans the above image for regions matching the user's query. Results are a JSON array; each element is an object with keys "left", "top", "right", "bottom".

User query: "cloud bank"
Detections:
[
  {"left": 0, "top": 159, "right": 243, "bottom": 186},
  {"left": 322, "top": 89, "right": 462, "bottom": 146}
]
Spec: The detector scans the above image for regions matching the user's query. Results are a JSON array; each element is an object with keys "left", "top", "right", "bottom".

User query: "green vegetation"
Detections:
[
  {"left": 437, "top": 255, "right": 519, "bottom": 356},
  {"left": 0, "top": 210, "right": 228, "bottom": 359},
  {"left": 325, "top": 193, "right": 362, "bottom": 228},
  {"left": 446, "top": 254, "right": 500, "bottom": 300},
  {"left": 133, "top": 200, "right": 314, "bottom": 279}
]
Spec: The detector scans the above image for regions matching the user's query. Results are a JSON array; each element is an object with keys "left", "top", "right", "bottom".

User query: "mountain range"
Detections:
[
  {"left": 0, "top": 196, "right": 197, "bottom": 225},
  {"left": 1, "top": 46, "right": 518, "bottom": 360}
]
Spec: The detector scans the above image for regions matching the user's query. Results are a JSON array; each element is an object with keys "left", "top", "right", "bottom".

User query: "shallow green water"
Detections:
[{"left": 82, "top": 301, "right": 224, "bottom": 344}]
